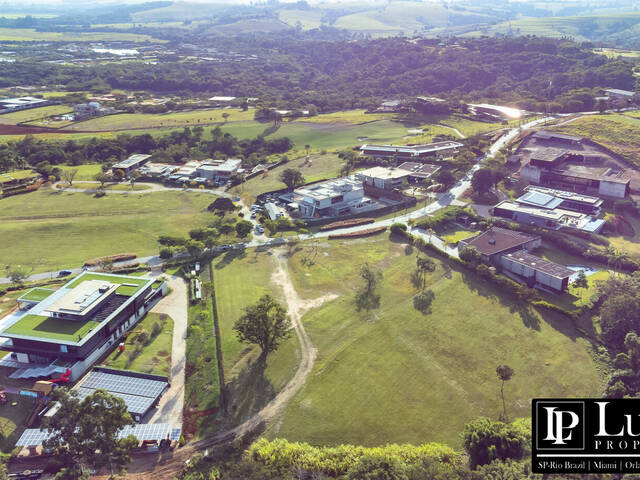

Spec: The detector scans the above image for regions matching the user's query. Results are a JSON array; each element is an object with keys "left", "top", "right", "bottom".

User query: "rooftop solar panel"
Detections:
[
  {"left": 76, "top": 387, "right": 156, "bottom": 416},
  {"left": 79, "top": 371, "right": 167, "bottom": 399}
]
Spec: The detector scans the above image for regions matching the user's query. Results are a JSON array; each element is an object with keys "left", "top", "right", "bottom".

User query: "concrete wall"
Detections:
[{"left": 598, "top": 180, "right": 628, "bottom": 198}]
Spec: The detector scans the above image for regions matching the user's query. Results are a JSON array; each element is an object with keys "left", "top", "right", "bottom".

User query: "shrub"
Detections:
[
  {"left": 413, "top": 290, "right": 435, "bottom": 314},
  {"left": 151, "top": 321, "right": 162, "bottom": 339},
  {"left": 159, "top": 247, "right": 173, "bottom": 259},
  {"left": 136, "top": 329, "right": 149, "bottom": 344}
]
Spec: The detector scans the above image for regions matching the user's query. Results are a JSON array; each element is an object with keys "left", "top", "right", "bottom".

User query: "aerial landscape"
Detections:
[{"left": 1, "top": 0, "right": 640, "bottom": 478}]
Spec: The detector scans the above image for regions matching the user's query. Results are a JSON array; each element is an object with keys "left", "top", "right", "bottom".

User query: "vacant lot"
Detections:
[
  {"left": 101, "top": 312, "right": 173, "bottom": 376},
  {"left": 0, "top": 190, "right": 215, "bottom": 272},
  {"left": 553, "top": 114, "right": 640, "bottom": 166},
  {"left": 269, "top": 236, "right": 601, "bottom": 448}
]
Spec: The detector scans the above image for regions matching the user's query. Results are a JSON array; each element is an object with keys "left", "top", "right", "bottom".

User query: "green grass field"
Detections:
[
  {"left": 212, "top": 248, "right": 299, "bottom": 424},
  {"left": 278, "top": 9, "right": 324, "bottom": 30},
  {"left": 0, "top": 27, "right": 162, "bottom": 42},
  {"left": 64, "top": 108, "right": 256, "bottom": 132},
  {"left": 0, "top": 105, "right": 72, "bottom": 124},
  {"left": 553, "top": 114, "right": 640, "bottom": 166},
  {"left": 0, "top": 169, "right": 37, "bottom": 183},
  {"left": 440, "top": 227, "right": 477, "bottom": 245},
  {"left": 0, "top": 395, "right": 36, "bottom": 452},
  {"left": 268, "top": 236, "right": 602, "bottom": 448},
  {"left": 0, "top": 190, "right": 216, "bottom": 272},
  {"left": 67, "top": 273, "right": 150, "bottom": 296},
  {"left": 101, "top": 312, "right": 173, "bottom": 376},
  {"left": 18, "top": 287, "right": 55, "bottom": 302},
  {"left": 57, "top": 164, "right": 103, "bottom": 181}
]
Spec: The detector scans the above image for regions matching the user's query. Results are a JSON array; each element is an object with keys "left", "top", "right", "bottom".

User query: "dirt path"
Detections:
[{"left": 90, "top": 250, "right": 335, "bottom": 480}]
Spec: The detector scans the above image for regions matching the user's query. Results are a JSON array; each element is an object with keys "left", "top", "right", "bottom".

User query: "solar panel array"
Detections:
[
  {"left": 77, "top": 370, "right": 168, "bottom": 417},
  {"left": 16, "top": 424, "right": 181, "bottom": 447}
]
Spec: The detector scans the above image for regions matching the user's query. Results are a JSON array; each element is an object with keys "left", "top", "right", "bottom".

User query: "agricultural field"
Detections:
[
  {"left": 63, "top": 108, "right": 256, "bottom": 132},
  {"left": 101, "top": 312, "right": 173, "bottom": 376},
  {"left": 0, "top": 189, "right": 215, "bottom": 273},
  {"left": 0, "top": 105, "right": 72, "bottom": 124},
  {"left": 268, "top": 236, "right": 602, "bottom": 448},
  {"left": 231, "top": 153, "right": 345, "bottom": 203},
  {"left": 278, "top": 9, "right": 323, "bottom": 30},
  {"left": 0, "top": 27, "right": 162, "bottom": 42},
  {"left": 553, "top": 113, "right": 640, "bottom": 167}
]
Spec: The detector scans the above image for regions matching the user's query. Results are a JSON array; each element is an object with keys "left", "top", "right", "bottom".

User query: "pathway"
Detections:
[{"left": 147, "top": 275, "right": 188, "bottom": 426}]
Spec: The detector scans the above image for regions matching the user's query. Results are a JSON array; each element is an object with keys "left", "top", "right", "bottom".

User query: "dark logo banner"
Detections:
[{"left": 533, "top": 399, "right": 640, "bottom": 473}]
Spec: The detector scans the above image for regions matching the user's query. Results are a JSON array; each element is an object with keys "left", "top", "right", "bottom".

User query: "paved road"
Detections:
[{"left": 147, "top": 275, "right": 188, "bottom": 426}]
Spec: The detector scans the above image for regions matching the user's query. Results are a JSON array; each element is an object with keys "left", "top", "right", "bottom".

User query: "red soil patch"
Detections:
[{"left": 0, "top": 124, "right": 96, "bottom": 135}]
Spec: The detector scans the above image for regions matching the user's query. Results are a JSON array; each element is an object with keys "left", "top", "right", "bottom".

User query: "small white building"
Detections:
[
  {"left": 355, "top": 166, "right": 410, "bottom": 191},
  {"left": 294, "top": 178, "right": 376, "bottom": 218}
]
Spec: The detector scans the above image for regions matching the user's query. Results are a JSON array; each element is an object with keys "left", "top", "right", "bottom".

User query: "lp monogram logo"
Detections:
[{"left": 543, "top": 407, "right": 581, "bottom": 445}]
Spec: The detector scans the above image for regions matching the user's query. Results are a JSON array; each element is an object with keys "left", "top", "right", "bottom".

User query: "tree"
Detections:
[
  {"left": 93, "top": 172, "right": 111, "bottom": 188},
  {"left": 235, "top": 219, "right": 253, "bottom": 238},
  {"left": 462, "top": 417, "right": 528, "bottom": 469},
  {"left": 7, "top": 266, "right": 29, "bottom": 286},
  {"left": 98, "top": 258, "right": 114, "bottom": 272},
  {"left": 42, "top": 389, "right": 137, "bottom": 478},
  {"left": 222, "top": 112, "right": 230, "bottom": 123},
  {"left": 233, "top": 294, "right": 292, "bottom": 358},
  {"left": 61, "top": 168, "right": 78, "bottom": 187},
  {"left": 346, "top": 454, "right": 408, "bottom": 480},
  {"left": 304, "top": 144, "right": 310, "bottom": 156},
  {"left": 279, "top": 168, "right": 305, "bottom": 190},
  {"left": 459, "top": 246, "right": 481, "bottom": 266},
  {"left": 471, "top": 168, "right": 494, "bottom": 196},
  {"left": 496, "top": 365, "right": 514, "bottom": 421},
  {"left": 411, "top": 256, "right": 436, "bottom": 291},
  {"left": 435, "top": 170, "right": 455, "bottom": 189},
  {"left": 208, "top": 197, "right": 235, "bottom": 213},
  {"left": 355, "top": 263, "right": 383, "bottom": 311},
  {"left": 129, "top": 170, "right": 140, "bottom": 189},
  {"left": 572, "top": 270, "right": 588, "bottom": 297},
  {"left": 413, "top": 290, "right": 435, "bottom": 314}
]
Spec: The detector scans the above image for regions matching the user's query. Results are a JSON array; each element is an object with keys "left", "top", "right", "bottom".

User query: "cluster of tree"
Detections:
[
  {"left": 1, "top": 37, "right": 635, "bottom": 113},
  {"left": 0, "top": 126, "right": 293, "bottom": 176}
]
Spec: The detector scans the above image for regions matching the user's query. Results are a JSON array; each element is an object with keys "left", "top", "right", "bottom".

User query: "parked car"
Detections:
[
  {"left": 58, "top": 270, "right": 72, "bottom": 277},
  {"left": 255, "top": 225, "right": 264, "bottom": 234},
  {"left": 250, "top": 212, "right": 257, "bottom": 219},
  {"left": 218, "top": 245, "right": 232, "bottom": 252}
]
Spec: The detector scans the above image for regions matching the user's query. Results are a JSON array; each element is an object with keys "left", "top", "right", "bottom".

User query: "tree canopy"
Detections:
[{"left": 233, "top": 294, "right": 292, "bottom": 357}]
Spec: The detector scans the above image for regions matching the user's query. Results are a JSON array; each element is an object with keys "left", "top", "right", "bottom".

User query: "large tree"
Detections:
[
  {"left": 496, "top": 365, "right": 514, "bottom": 421},
  {"left": 234, "top": 294, "right": 292, "bottom": 358},
  {"left": 463, "top": 417, "right": 528, "bottom": 469},
  {"left": 279, "top": 168, "right": 305, "bottom": 190},
  {"left": 471, "top": 168, "right": 496, "bottom": 196},
  {"left": 411, "top": 256, "right": 436, "bottom": 291},
  {"left": 42, "top": 389, "right": 137, "bottom": 478},
  {"left": 355, "top": 263, "right": 383, "bottom": 311}
]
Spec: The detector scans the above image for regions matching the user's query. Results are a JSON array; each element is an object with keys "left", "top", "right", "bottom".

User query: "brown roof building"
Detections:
[{"left": 458, "top": 227, "right": 541, "bottom": 263}]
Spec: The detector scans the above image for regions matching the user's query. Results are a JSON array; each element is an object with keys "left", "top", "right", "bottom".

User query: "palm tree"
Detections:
[{"left": 496, "top": 365, "right": 514, "bottom": 421}]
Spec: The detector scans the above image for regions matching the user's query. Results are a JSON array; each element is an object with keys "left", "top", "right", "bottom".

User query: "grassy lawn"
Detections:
[
  {"left": 0, "top": 394, "right": 37, "bottom": 452},
  {"left": 0, "top": 105, "right": 72, "bottom": 124},
  {"left": 63, "top": 108, "right": 255, "bottom": 131},
  {"left": 269, "top": 236, "right": 602, "bottom": 448},
  {"left": 57, "top": 164, "right": 103, "bottom": 181},
  {"left": 440, "top": 227, "right": 477, "bottom": 245},
  {"left": 4, "top": 313, "right": 100, "bottom": 342},
  {"left": 0, "top": 169, "right": 37, "bottom": 182},
  {"left": 68, "top": 273, "right": 150, "bottom": 296},
  {"left": 0, "top": 27, "right": 162, "bottom": 42},
  {"left": 212, "top": 248, "right": 299, "bottom": 421},
  {"left": 552, "top": 114, "right": 640, "bottom": 167},
  {"left": 231, "top": 153, "right": 345, "bottom": 203},
  {"left": 0, "top": 190, "right": 216, "bottom": 273},
  {"left": 100, "top": 312, "right": 173, "bottom": 376},
  {"left": 18, "top": 287, "right": 55, "bottom": 302}
]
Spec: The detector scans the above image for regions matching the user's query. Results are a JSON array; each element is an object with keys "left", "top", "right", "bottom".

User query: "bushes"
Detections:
[
  {"left": 329, "top": 226, "right": 387, "bottom": 239},
  {"left": 247, "top": 438, "right": 461, "bottom": 478},
  {"left": 462, "top": 418, "right": 529, "bottom": 469},
  {"left": 320, "top": 218, "right": 375, "bottom": 231},
  {"left": 83, "top": 253, "right": 136, "bottom": 267}
]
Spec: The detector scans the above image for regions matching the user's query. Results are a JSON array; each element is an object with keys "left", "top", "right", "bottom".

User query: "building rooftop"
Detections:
[
  {"left": 503, "top": 251, "right": 573, "bottom": 279},
  {"left": 209, "top": 96, "right": 236, "bottom": 102},
  {"left": 468, "top": 103, "right": 522, "bottom": 119},
  {"left": 296, "top": 178, "right": 363, "bottom": 201},
  {"left": 398, "top": 162, "right": 441, "bottom": 178},
  {"left": 18, "top": 288, "right": 56, "bottom": 303},
  {"left": 528, "top": 147, "right": 567, "bottom": 163},
  {"left": 523, "top": 186, "right": 603, "bottom": 206},
  {"left": 357, "top": 166, "right": 410, "bottom": 180},
  {"left": 112, "top": 154, "right": 151, "bottom": 169},
  {"left": 1, "top": 273, "right": 152, "bottom": 345},
  {"left": 533, "top": 130, "right": 583, "bottom": 143},
  {"left": 604, "top": 88, "right": 635, "bottom": 97},
  {"left": 461, "top": 227, "right": 539, "bottom": 256},
  {"left": 517, "top": 190, "right": 564, "bottom": 210},
  {"left": 555, "top": 164, "right": 630, "bottom": 185},
  {"left": 360, "top": 141, "right": 463, "bottom": 155},
  {"left": 494, "top": 200, "right": 606, "bottom": 232}
]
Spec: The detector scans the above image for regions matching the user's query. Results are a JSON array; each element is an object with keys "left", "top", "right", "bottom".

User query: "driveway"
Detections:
[{"left": 147, "top": 274, "right": 188, "bottom": 426}]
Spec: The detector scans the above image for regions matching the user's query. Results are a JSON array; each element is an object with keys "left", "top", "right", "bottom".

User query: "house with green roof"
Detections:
[{"left": 0, "top": 272, "right": 166, "bottom": 381}]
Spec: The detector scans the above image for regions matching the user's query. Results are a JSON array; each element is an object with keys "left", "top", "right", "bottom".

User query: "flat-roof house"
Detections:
[
  {"left": 196, "top": 159, "right": 242, "bottom": 184},
  {"left": 397, "top": 162, "right": 440, "bottom": 183},
  {"left": 532, "top": 130, "right": 583, "bottom": 145},
  {"left": 112, "top": 154, "right": 152, "bottom": 176},
  {"left": 138, "top": 163, "right": 177, "bottom": 179},
  {"left": 355, "top": 166, "right": 410, "bottom": 190},
  {"left": 0, "top": 272, "right": 165, "bottom": 381},
  {"left": 500, "top": 250, "right": 573, "bottom": 293},
  {"left": 521, "top": 186, "right": 603, "bottom": 215},
  {"left": 528, "top": 147, "right": 568, "bottom": 168},
  {"left": 0, "top": 96, "right": 49, "bottom": 112},
  {"left": 359, "top": 141, "right": 463, "bottom": 161},
  {"left": 458, "top": 227, "right": 541, "bottom": 264},
  {"left": 294, "top": 178, "right": 376, "bottom": 218}
]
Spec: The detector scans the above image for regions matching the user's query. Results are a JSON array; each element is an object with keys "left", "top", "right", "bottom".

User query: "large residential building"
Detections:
[
  {"left": 195, "top": 159, "right": 242, "bottom": 185},
  {"left": 359, "top": 141, "right": 463, "bottom": 161},
  {"left": 74, "top": 101, "right": 116, "bottom": 120},
  {"left": 0, "top": 272, "right": 166, "bottom": 381},
  {"left": 293, "top": 178, "right": 377, "bottom": 218},
  {"left": 356, "top": 166, "right": 410, "bottom": 191},
  {"left": 458, "top": 227, "right": 541, "bottom": 264},
  {"left": 520, "top": 186, "right": 603, "bottom": 215},
  {"left": 458, "top": 227, "right": 572, "bottom": 292},
  {"left": 397, "top": 162, "right": 440, "bottom": 183},
  {"left": 112, "top": 154, "right": 152, "bottom": 176}
]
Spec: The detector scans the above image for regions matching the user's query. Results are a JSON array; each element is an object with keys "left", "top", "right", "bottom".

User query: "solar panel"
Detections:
[
  {"left": 80, "top": 371, "right": 167, "bottom": 399},
  {"left": 17, "top": 424, "right": 179, "bottom": 447},
  {"left": 76, "top": 387, "right": 156, "bottom": 416},
  {"left": 15, "top": 429, "right": 53, "bottom": 447},
  {"left": 169, "top": 427, "right": 181, "bottom": 441}
]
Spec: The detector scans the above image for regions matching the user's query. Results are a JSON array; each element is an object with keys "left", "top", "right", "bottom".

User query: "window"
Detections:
[{"left": 60, "top": 345, "right": 68, "bottom": 353}]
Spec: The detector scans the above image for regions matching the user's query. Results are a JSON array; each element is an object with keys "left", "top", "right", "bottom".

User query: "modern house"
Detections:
[
  {"left": 520, "top": 186, "right": 603, "bottom": 215},
  {"left": 137, "top": 163, "right": 178, "bottom": 179},
  {"left": 0, "top": 272, "right": 166, "bottom": 381},
  {"left": 359, "top": 141, "right": 463, "bottom": 161},
  {"left": 397, "top": 162, "right": 441, "bottom": 183},
  {"left": 458, "top": 227, "right": 541, "bottom": 264},
  {"left": 195, "top": 159, "right": 242, "bottom": 185},
  {"left": 112, "top": 154, "right": 152, "bottom": 176},
  {"left": 531, "top": 130, "right": 583, "bottom": 146},
  {"left": 74, "top": 102, "right": 116, "bottom": 120},
  {"left": 458, "top": 227, "right": 572, "bottom": 292},
  {"left": 499, "top": 250, "right": 573, "bottom": 293},
  {"left": 356, "top": 167, "right": 410, "bottom": 190},
  {"left": 492, "top": 200, "right": 605, "bottom": 234},
  {"left": 293, "top": 178, "right": 377, "bottom": 218}
]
